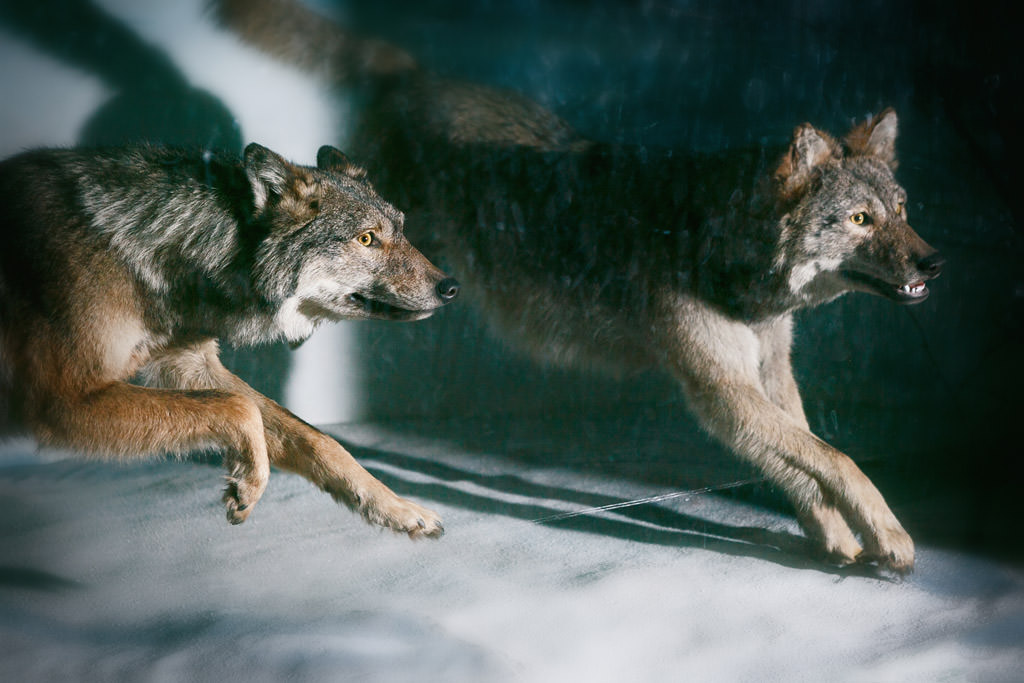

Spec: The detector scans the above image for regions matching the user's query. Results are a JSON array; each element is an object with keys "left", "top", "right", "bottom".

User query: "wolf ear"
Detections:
[
  {"left": 845, "top": 108, "right": 898, "bottom": 168},
  {"left": 244, "top": 142, "right": 293, "bottom": 211},
  {"left": 775, "top": 124, "right": 839, "bottom": 199},
  {"left": 317, "top": 145, "right": 368, "bottom": 180}
]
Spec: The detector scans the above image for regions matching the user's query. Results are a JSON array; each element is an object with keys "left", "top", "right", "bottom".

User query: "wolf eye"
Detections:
[
  {"left": 850, "top": 212, "right": 867, "bottom": 225},
  {"left": 356, "top": 231, "right": 375, "bottom": 246},
  {"left": 895, "top": 200, "right": 905, "bottom": 215}
]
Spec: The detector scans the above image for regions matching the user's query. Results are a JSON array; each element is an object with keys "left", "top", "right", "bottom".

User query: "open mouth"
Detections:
[
  {"left": 347, "top": 293, "right": 434, "bottom": 321},
  {"left": 896, "top": 282, "right": 928, "bottom": 299},
  {"left": 843, "top": 271, "right": 931, "bottom": 305}
]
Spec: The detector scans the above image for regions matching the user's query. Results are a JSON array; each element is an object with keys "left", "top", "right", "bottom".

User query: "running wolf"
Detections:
[
  {"left": 0, "top": 142, "right": 459, "bottom": 536},
  {"left": 217, "top": 0, "right": 944, "bottom": 572}
]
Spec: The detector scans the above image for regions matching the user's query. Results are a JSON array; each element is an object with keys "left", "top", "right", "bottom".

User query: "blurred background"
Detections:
[{"left": 0, "top": 0, "right": 1021, "bottom": 564}]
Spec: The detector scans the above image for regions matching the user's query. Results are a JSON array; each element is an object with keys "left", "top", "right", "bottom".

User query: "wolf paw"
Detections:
[
  {"left": 801, "top": 504, "right": 863, "bottom": 567},
  {"left": 335, "top": 482, "right": 444, "bottom": 539},
  {"left": 821, "top": 537, "right": 864, "bottom": 568},
  {"left": 369, "top": 493, "right": 445, "bottom": 539},
  {"left": 859, "top": 523, "right": 915, "bottom": 574},
  {"left": 222, "top": 470, "right": 269, "bottom": 525}
]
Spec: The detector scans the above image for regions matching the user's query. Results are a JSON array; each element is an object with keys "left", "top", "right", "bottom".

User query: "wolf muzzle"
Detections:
[
  {"left": 917, "top": 251, "right": 945, "bottom": 279},
  {"left": 893, "top": 249, "right": 945, "bottom": 302},
  {"left": 436, "top": 277, "right": 461, "bottom": 303}
]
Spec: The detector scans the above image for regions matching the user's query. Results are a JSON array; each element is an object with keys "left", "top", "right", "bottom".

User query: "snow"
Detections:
[{"left": 2, "top": 422, "right": 1022, "bottom": 682}]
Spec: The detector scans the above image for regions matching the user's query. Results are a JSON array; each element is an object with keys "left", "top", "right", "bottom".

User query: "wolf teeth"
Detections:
[{"left": 900, "top": 284, "right": 925, "bottom": 295}]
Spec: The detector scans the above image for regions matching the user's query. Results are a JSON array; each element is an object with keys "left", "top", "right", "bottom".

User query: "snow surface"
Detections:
[{"left": 2, "top": 422, "right": 1023, "bottom": 682}]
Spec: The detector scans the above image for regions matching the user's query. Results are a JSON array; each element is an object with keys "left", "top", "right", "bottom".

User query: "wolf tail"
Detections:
[{"left": 212, "top": 0, "right": 419, "bottom": 84}]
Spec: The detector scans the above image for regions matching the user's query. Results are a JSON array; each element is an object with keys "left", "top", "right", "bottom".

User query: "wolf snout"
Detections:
[
  {"left": 436, "top": 277, "right": 460, "bottom": 303},
  {"left": 917, "top": 252, "right": 945, "bottom": 279}
]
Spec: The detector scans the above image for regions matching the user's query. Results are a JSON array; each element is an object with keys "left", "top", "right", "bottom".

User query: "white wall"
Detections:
[{"left": 0, "top": 0, "right": 363, "bottom": 424}]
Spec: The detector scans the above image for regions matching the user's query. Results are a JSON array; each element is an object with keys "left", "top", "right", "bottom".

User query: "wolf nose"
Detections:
[
  {"left": 918, "top": 252, "right": 945, "bottom": 278},
  {"left": 436, "top": 277, "right": 460, "bottom": 302}
]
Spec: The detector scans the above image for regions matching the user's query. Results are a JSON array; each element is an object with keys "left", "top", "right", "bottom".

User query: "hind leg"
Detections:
[{"left": 144, "top": 342, "right": 443, "bottom": 538}]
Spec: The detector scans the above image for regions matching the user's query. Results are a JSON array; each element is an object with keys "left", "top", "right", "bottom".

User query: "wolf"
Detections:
[
  {"left": 0, "top": 142, "right": 459, "bottom": 537},
  {"left": 216, "top": 0, "right": 943, "bottom": 572}
]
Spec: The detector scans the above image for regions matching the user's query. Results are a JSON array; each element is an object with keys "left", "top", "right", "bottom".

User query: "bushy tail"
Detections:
[{"left": 212, "top": 0, "right": 418, "bottom": 84}]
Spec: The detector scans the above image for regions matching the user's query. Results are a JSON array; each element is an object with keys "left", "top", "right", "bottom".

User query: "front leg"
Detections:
[
  {"left": 271, "top": 422, "right": 444, "bottom": 539},
  {"left": 28, "top": 380, "right": 269, "bottom": 525},
  {"left": 754, "top": 316, "right": 810, "bottom": 429},
  {"left": 755, "top": 316, "right": 863, "bottom": 565},
  {"left": 667, "top": 302, "right": 914, "bottom": 572},
  {"left": 144, "top": 342, "right": 443, "bottom": 538}
]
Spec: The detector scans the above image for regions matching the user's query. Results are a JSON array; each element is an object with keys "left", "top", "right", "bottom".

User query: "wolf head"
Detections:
[
  {"left": 773, "top": 109, "right": 943, "bottom": 308},
  {"left": 243, "top": 143, "right": 459, "bottom": 344}
]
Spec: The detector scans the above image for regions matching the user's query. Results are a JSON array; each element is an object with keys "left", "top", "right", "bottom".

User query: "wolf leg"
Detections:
[
  {"left": 684, "top": 376, "right": 913, "bottom": 571},
  {"left": 755, "top": 317, "right": 863, "bottom": 564},
  {"left": 29, "top": 381, "right": 269, "bottom": 524},
  {"left": 668, "top": 303, "right": 914, "bottom": 572},
  {"left": 144, "top": 342, "right": 443, "bottom": 538}
]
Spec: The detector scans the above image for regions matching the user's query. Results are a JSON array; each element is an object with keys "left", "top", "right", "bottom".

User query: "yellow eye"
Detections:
[
  {"left": 357, "top": 231, "right": 374, "bottom": 246},
  {"left": 850, "top": 212, "right": 866, "bottom": 225},
  {"left": 895, "top": 201, "right": 904, "bottom": 215}
]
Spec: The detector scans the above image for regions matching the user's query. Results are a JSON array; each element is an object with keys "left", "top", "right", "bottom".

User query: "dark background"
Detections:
[
  {"left": 339, "top": 0, "right": 1024, "bottom": 562},
  {"left": 1, "top": 0, "right": 1020, "bottom": 563}
]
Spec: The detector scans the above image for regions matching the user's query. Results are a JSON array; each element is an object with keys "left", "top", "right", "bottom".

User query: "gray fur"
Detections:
[
  {"left": 0, "top": 142, "right": 457, "bottom": 534},
  {"left": 1, "top": 143, "right": 453, "bottom": 347},
  {"left": 216, "top": 0, "right": 944, "bottom": 573}
]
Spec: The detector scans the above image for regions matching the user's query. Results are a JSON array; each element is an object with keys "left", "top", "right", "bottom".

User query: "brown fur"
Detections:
[{"left": 0, "top": 143, "right": 458, "bottom": 536}]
